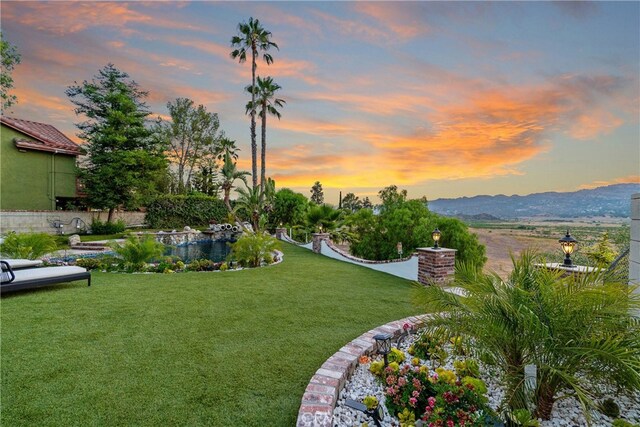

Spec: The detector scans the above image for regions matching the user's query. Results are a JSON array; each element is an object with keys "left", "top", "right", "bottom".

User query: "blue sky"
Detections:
[{"left": 3, "top": 1, "right": 639, "bottom": 203}]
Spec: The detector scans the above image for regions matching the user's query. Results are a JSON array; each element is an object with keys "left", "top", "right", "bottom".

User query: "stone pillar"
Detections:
[
  {"left": 417, "top": 247, "right": 456, "bottom": 285},
  {"left": 312, "top": 233, "right": 330, "bottom": 254},
  {"left": 536, "top": 263, "right": 600, "bottom": 279},
  {"left": 275, "top": 227, "right": 288, "bottom": 240}
]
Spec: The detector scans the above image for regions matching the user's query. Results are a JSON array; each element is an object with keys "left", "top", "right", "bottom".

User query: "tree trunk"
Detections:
[
  {"left": 250, "top": 47, "right": 258, "bottom": 191},
  {"left": 107, "top": 207, "right": 115, "bottom": 223},
  {"left": 224, "top": 188, "right": 232, "bottom": 213},
  {"left": 534, "top": 383, "right": 556, "bottom": 420},
  {"left": 260, "top": 106, "right": 267, "bottom": 202}
]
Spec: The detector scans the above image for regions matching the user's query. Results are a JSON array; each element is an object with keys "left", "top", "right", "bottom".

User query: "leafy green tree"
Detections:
[
  {"left": 155, "top": 98, "right": 222, "bottom": 193},
  {"left": 268, "top": 188, "right": 309, "bottom": 228},
  {"left": 230, "top": 17, "right": 278, "bottom": 191},
  {"left": 341, "top": 192, "right": 362, "bottom": 212},
  {"left": 362, "top": 197, "right": 373, "bottom": 209},
  {"left": 67, "top": 64, "right": 167, "bottom": 222},
  {"left": 585, "top": 232, "right": 617, "bottom": 266},
  {"left": 310, "top": 181, "right": 324, "bottom": 205},
  {"left": 220, "top": 152, "right": 250, "bottom": 213},
  {"left": 435, "top": 216, "right": 487, "bottom": 269},
  {"left": 0, "top": 32, "right": 21, "bottom": 111},
  {"left": 245, "top": 76, "right": 285, "bottom": 197},
  {"left": 378, "top": 185, "right": 408, "bottom": 212},
  {"left": 235, "top": 184, "right": 262, "bottom": 231},
  {"left": 415, "top": 251, "right": 640, "bottom": 420}
]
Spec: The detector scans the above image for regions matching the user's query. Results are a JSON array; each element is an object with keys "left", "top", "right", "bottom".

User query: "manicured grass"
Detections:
[{"left": 1, "top": 243, "right": 421, "bottom": 426}]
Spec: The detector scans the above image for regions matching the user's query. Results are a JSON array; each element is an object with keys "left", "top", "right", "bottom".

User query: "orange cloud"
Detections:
[
  {"left": 354, "top": 3, "right": 429, "bottom": 40},
  {"left": 2, "top": 2, "right": 206, "bottom": 35}
]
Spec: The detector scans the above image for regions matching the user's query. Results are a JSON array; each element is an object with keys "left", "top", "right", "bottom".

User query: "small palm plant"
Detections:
[
  {"left": 231, "top": 232, "right": 280, "bottom": 268},
  {"left": 110, "top": 235, "right": 165, "bottom": 271},
  {"left": 0, "top": 232, "right": 58, "bottom": 260},
  {"left": 414, "top": 251, "right": 640, "bottom": 422}
]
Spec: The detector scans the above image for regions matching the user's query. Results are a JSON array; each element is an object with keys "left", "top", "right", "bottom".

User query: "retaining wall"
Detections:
[{"left": 0, "top": 210, "right": 146, "bottom": 234}]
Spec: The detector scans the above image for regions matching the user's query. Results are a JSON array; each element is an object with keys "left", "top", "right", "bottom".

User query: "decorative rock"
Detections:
[{"left": 68, "top": 234, "right": 81, "bottom": 246}]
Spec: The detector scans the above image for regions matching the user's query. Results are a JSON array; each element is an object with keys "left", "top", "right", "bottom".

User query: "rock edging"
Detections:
[
  {"left": 324, "top": 239, "right": 416, "bottom": 265},
  {"left": 296, "top": 315, "right": 427, "bottom": 427}
]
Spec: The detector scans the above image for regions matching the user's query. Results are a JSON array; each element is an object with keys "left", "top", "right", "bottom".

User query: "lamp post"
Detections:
[
  {"left": 559, "top": 230, "right": 578, "bottom": 267},
  {"left": 432, "top": 228, "right": 441, "bottom": 249},
  {"left": 373, "top": 333, "right": 392, "bottom": 366}
]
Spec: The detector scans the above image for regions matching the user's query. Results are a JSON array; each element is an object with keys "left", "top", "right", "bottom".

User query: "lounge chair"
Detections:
[{"left": 1, "top": 260, "right": 91, "bottom": 294}]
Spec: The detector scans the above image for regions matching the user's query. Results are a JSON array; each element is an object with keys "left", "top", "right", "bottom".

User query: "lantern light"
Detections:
[
  {"left": 432, "top": 228, "right": 441, "bottom": 249},
  {"left": 559, "top": 230, "right": 578, "bottom": 267},
  {"left": 373, "top": 333, "right": 392, "bottom": 366}
]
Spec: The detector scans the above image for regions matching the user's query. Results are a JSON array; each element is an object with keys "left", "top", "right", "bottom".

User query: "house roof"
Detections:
[{"left": 1, "top": 116, "right": 83, "bottom": 156}]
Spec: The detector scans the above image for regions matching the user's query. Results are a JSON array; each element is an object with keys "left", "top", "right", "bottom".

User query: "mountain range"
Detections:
[{"left": 428, "top": 183, "right": 640, "bottom": 219}]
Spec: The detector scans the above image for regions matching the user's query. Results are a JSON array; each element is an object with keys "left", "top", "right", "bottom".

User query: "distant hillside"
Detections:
[{"left": 429, "top": 183, "right": 640, "bottom": 219}]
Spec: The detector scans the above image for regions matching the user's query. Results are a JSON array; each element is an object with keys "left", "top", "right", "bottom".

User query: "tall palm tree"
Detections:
[
  {"left": 230, "top": 17, "right": 278, "bottom": 191},
  {"left": 216, "top": 137, "right": 240, "bottom": 162},
  {"left": 245, "top": 76, "right": 285, "bottom": 199},
  {"left": 220, "top": 152, "right": 250, "bottom": 213},
  {"left": 414, "top": 251, "right": 640, "bottom": 421}
]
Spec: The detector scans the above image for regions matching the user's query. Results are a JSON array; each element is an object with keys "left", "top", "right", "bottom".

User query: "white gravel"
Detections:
[{"left": 333, "top": 332, "right": 640, "bottom": 427}]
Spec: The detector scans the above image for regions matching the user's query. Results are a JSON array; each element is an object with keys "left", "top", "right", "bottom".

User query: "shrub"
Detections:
[
  {"left": 146, "top": 195, "right": 227, "bottom": 228},
  {"left": 110, "top": 235, "right": 165, "bottom": 271},
  {"left": 612, "top": 419, "right": 638, "bottom": 427},
  {"left": 75, "top": 258, "right": 103, "bottom": 270},
  {"left": 90, "top": 219, "right": 126, "bottom": 235},
  {"left": 0, "top": 232, "right": 58, "bottom": 259},
  {"left": 231, "top": 233, "right": 280, "bottom": 268},
  {"left": 186, "top": 259, "right": 218, "bottom": 272}
]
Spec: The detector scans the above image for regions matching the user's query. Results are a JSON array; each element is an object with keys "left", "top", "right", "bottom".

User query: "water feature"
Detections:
[{"left": 164, "top": 240, "right": 233, "bottom": 263}]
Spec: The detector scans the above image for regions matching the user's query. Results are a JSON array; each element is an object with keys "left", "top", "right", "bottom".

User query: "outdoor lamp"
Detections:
[
  {"left": 432, "top": 228, "right": 441, "bottom": 249},
  {"left": 373, "top": 333, "right": 392, "bottom": 366},
  {"left": 344, "top": 399, "right": 384, "bottom": 427},
  {"left": 319, "top": 225, "right": 323, "bottom": 233},
  {"left": 559, "top": 230, "right": 578, "bottom": 267}
]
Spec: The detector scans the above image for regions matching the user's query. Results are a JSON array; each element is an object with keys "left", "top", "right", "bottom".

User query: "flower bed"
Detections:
[{"left": 334, "top": 325, "right": 640, "bottom": 427}]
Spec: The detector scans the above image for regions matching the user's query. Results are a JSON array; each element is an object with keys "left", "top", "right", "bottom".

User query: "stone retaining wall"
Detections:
[
  {"left": 0, "top": 210, "right": 146, "bottom": 234},
  {"left": 296, "top": 315, "right": 427, "bottom": 427},
  {"left": 324, "top": 239, "right": 416, "bottom": 264}
]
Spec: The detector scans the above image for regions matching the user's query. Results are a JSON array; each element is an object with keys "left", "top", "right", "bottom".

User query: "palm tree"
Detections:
[
  {"left": 414, "top": 251, "right": 640, "bottom": 421},
  {"left": 230, "top": 17, "right": 278, "bottom": 191},
  {"left": 220, "top": 152, "right": 250, "bottom": 213},
  {"left": 245, "top": 76, "right": 285, "bottom": 197},
  {"left": 235, "top": 184, "right": 262, "bottom": 232},
  {"left": 216, "top": 137, "right": 240, "bottom": 162}
]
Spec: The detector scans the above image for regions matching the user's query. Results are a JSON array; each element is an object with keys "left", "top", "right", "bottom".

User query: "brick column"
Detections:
[
  {"left": 312, "top": 233, "right": 330, "bottom": 254},
  {"left": 417, "top": 247, "right": 456, "bottom": 285},
  {"left": 275, "top": 227, "right": 288, "bottom": 240}
]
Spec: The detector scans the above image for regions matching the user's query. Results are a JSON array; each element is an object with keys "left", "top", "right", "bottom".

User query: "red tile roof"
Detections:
[{"left": 1, "top": 116, "right": 83, "bottom": 156}]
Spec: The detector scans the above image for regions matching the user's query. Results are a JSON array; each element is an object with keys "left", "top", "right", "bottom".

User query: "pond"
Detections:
[{"left": 164, "top": 239, "right": 233, "bottom": 263}]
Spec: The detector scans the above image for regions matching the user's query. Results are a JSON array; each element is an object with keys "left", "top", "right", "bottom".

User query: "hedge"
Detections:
[{"left": 145, "top": 195, "right": 228, "bottom": 229}]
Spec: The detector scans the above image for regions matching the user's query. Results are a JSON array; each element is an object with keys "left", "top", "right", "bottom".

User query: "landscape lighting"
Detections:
[
  {"left": 431, "top": 228, "right": 441, "bottom": 249},
  {"left": 373, "top": 333, "right": 392, "bottom": 366},
  {"left": 559, "top": 230, "right": 578, "bottom": 267}
]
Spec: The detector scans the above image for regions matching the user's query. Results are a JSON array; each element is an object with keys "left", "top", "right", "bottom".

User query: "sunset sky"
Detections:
[{"left": 2, "top": 1, "right": 639, "bottom": 203}]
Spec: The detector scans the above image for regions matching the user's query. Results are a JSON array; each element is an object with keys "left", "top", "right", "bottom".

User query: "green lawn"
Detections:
[{"left": 1, "top": 243, "right": 420, "bottom": 426}]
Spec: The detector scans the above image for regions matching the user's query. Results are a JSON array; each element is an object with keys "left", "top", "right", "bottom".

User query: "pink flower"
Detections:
[
  {"left": 412, "top": 390, "right": 420, "bottom": 398},
  {"left": 428, "top": 396, "right": 436, "bottom": 408},
  {"left": 447, "top": 420, "right": 454, "bottom": 427},
  {"left": 409, "top": 397, "right": 418, "bottom": 407},
  {"left": 386, "top": 375, "right": 396, "bottom": 385},
  {"left": 386, "top": 387, "right": 396, "bottom": 396},
  {"left": 403, "top": 322, "right": 412, "bottom": 331},
  {"left": 398, "top": 377, "right": 407, "bottom": 387}
]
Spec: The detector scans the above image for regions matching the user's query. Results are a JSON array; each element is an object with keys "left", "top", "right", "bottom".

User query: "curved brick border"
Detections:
[
  {"left": 324, "top": 239, "right": 417, "bottom": 265},
  {"left": 296, "top": 315, "right": 427, "bottom": 427}
]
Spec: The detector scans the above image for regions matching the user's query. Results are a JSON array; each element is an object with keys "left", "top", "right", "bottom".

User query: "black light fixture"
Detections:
[
  {"left": 373, "top": 333, "right": 392, "bottom": 366},
  {"left": 559, "top": 230, "right": 578, "bottom": 267},
  {"left": 344, "top": 399, "right": 383, "bottom": 427},
  {"left": 432, "top": 228, "right": 441, "bottom": 249}
]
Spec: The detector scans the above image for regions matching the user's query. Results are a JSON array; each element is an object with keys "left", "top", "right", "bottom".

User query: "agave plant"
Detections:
[{"left": 414, "top": 251, "right": 640, "bottom": 422}]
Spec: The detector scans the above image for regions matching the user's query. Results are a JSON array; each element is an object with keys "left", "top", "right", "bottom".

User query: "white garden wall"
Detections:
[{"left": 0, "top": 210, "right": 146, "bottom": 234}]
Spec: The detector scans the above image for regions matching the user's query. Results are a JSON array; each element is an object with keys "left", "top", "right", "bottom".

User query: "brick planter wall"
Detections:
[
  {"left": 296, "top": 315, "right": 427, "bottom": 427},
  {"left": 417, "top": 247, "right": 456, "bottom": 285},
  {"left": 312, "top": 233, "right": 330, "bottom": 254}
]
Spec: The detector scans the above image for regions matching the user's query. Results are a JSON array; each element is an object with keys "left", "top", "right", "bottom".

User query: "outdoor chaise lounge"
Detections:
[{"left": 1, "top": 260, "right": 91, "bottom": 294}]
